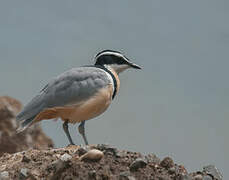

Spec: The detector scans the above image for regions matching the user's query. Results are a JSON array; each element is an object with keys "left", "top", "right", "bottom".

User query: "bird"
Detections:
[{"left": 16, "top": 50, "right": 141, "bottom": 145}]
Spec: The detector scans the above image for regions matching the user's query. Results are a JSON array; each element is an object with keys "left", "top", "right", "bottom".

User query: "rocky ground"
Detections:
[
  {"left": 0, "top": 96, "right": 223, "bottom": 180},
  {"left": 0, "top": 144, "right": 222, "bottom": 180}
]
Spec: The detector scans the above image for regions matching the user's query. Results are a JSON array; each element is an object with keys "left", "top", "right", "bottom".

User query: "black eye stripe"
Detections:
[{"left": 95, "top": 55, "right": 128, "bottom": 66}]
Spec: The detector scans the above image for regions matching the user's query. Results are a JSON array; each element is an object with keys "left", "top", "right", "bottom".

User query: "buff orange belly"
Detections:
[{"left": 33, "top": 85, "right": 113, "bottom": 124}]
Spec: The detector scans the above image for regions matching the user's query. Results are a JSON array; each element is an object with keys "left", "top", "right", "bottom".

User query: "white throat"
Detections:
[{"left": 105, "top": 64, "right": 130, "bottom": 74}]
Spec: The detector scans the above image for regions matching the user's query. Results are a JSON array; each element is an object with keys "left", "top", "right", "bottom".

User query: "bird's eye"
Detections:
[{"left": 117, "top": 57, "right": 127, "bottom": 65}]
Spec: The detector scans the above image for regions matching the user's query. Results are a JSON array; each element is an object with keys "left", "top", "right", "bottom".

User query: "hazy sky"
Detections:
[{"left": 0, "top": 0, "right": 228, "bottom": 178}]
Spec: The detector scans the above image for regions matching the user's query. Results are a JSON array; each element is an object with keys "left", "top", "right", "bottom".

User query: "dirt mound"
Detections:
[
  {"left": 0, "top": 96, "right": 53, "bottom": 156},
  {"left": 0, "top": 144, "right": 222, "bottom": 180},
  {"left": 0, "top": 97, "right": 222, "bottom": 179}
]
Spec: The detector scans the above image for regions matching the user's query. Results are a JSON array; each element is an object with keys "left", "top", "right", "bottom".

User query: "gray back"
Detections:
[{"left": 17, "top": 66, "right": 111, "bottom": 122}]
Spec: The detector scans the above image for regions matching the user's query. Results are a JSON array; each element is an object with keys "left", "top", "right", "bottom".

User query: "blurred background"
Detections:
[{"left": 0, "top": 0, "right": 228, "bottom": 178}]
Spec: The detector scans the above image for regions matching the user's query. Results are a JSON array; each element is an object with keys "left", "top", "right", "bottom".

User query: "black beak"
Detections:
[{"left": 129, "top": 62, "right": 142, "bottom": 69}]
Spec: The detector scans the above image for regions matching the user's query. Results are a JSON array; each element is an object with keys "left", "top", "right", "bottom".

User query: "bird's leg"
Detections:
[
  {"left": 78, "top": 121, "right": 89, "bottom": 145},
  {"left": 63, "top": 120, "right": 75, "bottom": 145}
]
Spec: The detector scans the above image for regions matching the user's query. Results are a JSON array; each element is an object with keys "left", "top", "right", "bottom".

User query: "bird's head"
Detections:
[{"left": 94, "top": 50, "right": 141, "bottom": 74}]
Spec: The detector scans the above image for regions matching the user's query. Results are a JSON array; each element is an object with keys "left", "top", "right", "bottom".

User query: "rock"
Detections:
[
  {"left": 0, "top": 96, "right": 54, "bottom": 156},
  {"left": 177, "top": 174, "right": 192, "bottom": 180},
  {"left": 0, "top": 164, "right": 6, "bottom": 172},
  {"left": 168, "top": 167, "right": 176, "bottom": 174},
  {"left": 88, "top": 170, "right": 97, "bottom": 180},
  {"left": 100, "top": 173, "right": 109, "bottom": 180},
  {"left": 115, "top": 151, "right": 124, "bottom": 158},
  {"left": 203, "top": 175, "right": 213, "bottom": 180},
  {"left": 194, "top": 174, "right": 203, "bottom": 180},
  {"left": 203, "top": 165, "right": 222, "bottom": 180},
  {"left": 129, "top": 158, "right": 147, "bottom": 171},
  {"left": 50, "top": 160, "right": 71, "bottom": 180},
  {"left": 77, "top": 147, "right": 88, "bottom": 156},
  {"left": 21, "top": 155, "right": 30, "bottom": 163},
  {"left": 160, "top": 157, "right": 174, "bottom": 169},
  {"left": 20, "top": 168, "right": 28, "bottom": 178},
  {"left": 145, "top": 153, "right": 160, "bottom": 164},
  {"left": 178, "top": 165, "right": 188, "bottom": 174},
  {"left": 119, "top": 171, "right": 136, "bottom": 180},
  {"left": 0, "top": 171, "right": 9, "bottom": 179},
  {"left": 79, "top": 149, "right": 104, "bottom": 162},
  {"left": 60, "top": 153, "right": 72, "bottom": 161},
  {"left": 157, "top": 175, "right": 171, "bottom": 180},
  {"left": 96, "top": 144, "right": 120, "bottom": 157},
  {"left": 95, "top": 144, "right": 110, "bottom": 151}
]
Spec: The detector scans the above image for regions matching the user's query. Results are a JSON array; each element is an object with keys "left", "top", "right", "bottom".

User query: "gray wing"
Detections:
[{"left": 16, "top": 66, "right": 110, "bottom": 126}]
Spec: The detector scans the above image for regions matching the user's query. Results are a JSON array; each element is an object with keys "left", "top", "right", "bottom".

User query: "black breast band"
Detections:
[{"left": 95, "top": 66, "right": 117, "bottom": 99}]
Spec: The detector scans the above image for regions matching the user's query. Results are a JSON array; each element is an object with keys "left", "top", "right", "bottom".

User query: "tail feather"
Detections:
[
  {"left": 16, "top": 115, "right": 36, "bottom": 133},
  {"left": 16, "top": 94, "right": 45, "bottom": 122},
  {"left": 16, "top": 93, "right": 46, "bottom": 133}
]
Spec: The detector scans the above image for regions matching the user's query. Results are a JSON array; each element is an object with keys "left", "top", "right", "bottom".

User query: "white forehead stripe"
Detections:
[{"left": 95, "top": 51, "right": 128, "bottom": 61}]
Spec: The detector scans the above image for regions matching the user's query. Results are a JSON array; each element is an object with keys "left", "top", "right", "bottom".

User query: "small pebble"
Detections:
[
  {"left": 203, "top": 165, "right": 222, "bottom": 180},
  {"left": 119, "top": 171, "right": 130, "bottom": 177},
  {"left": 194, "top": 174, "right": 203, "bottom": 180},
  {"left": 145, "top": 154, "right": 160, "bottom": 164},
  {"left": 49, "top": 160, "right": 71, "bottom": 180},
  {"left": 119, "top": 171, "right": 136, "bottom": 180},
  {"left": 105, "top": 147, "right": 118, "bottom": 156},
  {"left": 77, "top": 147, "right": 88, "bottom": 156},
  {"left": 203, "top": 175, "right": 213, "bottom": 180},
  {"left": 88, "top": 170, "right": 96, "bottom": 180},
  {"left": 20, "top": 168, "right": 28, "bottom": 177},
  {"left": 96, "top": 144, "right": 119, "bottom": 157},
  {"left": 21, "top": 155, "right": 30, "bottom": 163},
  {"left": 0, "top": 171, "right": 9, "bottom": 179},
  {"left": 129, "top": 158, "right": 147, "bottom": 171},
  {"left": 178, "top": 174, "right": 192, "bottom": 180},
  {"left": 168, "top": 167, "right": 176, "bottom": 174},
  {"left": 60, "top": 153, "right": 72, "bottom": 161},
  {"left": 79, "top": 149, "right": 104, "bottom": 161},
  {"left": 96, "top": 144, "right": 110, "bottom": 151},
  {"left": 160, "top": 157, "right": 174, "bottom": 169},
  {"left": 178, "top": 165, "right": 188, "bottom": 174},
  {"left": 115, "top": 151, "right": 123, "bottom": 158},
  {"left": 0, "top": 165, "right": 6, "bottom": 172}
]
